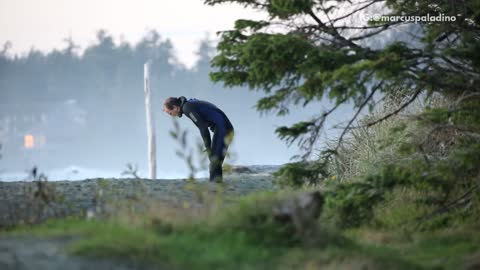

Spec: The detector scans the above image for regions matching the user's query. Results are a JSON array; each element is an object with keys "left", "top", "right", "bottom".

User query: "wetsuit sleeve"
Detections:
[{"left": 183, "top": 102, "right": 212, "bottom": 151}]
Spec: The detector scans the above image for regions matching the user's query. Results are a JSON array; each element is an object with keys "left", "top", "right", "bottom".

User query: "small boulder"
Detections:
[
  {"left": 273, "top": 191, "right": 324, "bottom": 236},
  {"left": 229, "top": 166, "right": 254, "bottom": 174}
]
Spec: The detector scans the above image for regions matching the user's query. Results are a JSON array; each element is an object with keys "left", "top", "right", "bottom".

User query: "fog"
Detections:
[
  {"left": 0, "top": 5, "right": 419, "bottom": 180},
  {"left": 0, "top": 31, "right": 355, "bottom": 180}
]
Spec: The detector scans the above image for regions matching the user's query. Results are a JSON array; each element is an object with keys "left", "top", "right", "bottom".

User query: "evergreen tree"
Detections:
[{"left": 205, "top": 0, "right": 480, "bottom": 157}]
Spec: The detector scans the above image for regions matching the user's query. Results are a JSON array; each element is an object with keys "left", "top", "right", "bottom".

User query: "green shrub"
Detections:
[
  {"left": 210, "top": 190, "right": 343, "bottom": 247},
  {"left": 372, "top": 187, "right": 434, "bottom": 229},
  {"left": 325, "top": 138, "right": 480, "bottom": 229},
  {"left": 273, "top": 161, "right": 329, "bottom": 188},
  {"left": 294, "top": 93, "right": 480, "bottom": 230},
  {"left": 323, "top": 165, "right": 413, "bottom": 228}
]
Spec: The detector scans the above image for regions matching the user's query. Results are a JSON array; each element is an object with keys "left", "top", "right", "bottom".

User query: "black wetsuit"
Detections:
[{"left": 179, "top": 96, "right": 234, "bottom": 182}]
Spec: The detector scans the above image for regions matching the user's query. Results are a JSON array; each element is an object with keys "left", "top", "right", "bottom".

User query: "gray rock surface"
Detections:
[{"left": 0, "top": 174, "right": 275, "bottom": 227}]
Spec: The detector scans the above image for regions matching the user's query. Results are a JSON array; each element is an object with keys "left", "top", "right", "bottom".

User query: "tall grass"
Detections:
[{"left": 332, "top": 92, "right": 445, "bottom": 182}]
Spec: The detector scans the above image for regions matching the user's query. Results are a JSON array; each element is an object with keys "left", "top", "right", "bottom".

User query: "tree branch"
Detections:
[
  {"left": 335, "top": 80, "right": 384, "bottom": 152},
  {"left": 334, "top": 21, "right": 404, "bottom": 30},
  {"left": 330, "top": 0, "right": 384, "bottom": 24},
  {"left": 300, "top": 97, "right": 349, "bottom": 159},
  {"left": 454, "top": 92, "right": 480, "bottom": 108},
  {"left": 349, "top": 25, "right": 390, "bottom": 41},
  {"left": 417, "top": 184, "right": 479, "bottom": 223},
  {"left": 358, "top": 88, "right": 421, "bottom": 128},
  {"left": 306, "top": 10, "right": 362, "bottom": 50}
]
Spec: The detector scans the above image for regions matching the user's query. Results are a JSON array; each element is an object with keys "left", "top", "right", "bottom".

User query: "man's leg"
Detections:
[{"left": 209, "top": 128, "right": 233, "bottom": 182}]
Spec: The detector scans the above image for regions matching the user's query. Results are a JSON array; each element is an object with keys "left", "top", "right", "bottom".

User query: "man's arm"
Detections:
[{"left": 183, "top": 102, "right": 212, "bottom": 152}]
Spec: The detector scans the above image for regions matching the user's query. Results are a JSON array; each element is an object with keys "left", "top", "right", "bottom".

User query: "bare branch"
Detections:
[
  {"left": 349, "top": 25, "right": 390, "bottom": 41},
  {"left": 453, "top": 92, "right": 480, "bottom": 108},
  {"left": 300, "top": 97, "right": 349, "bottom": 159},
  {"left": 417, "top": 184, "right": 479, "bottom": 223},
  {"left": 335, "top": 80, "right": 384, "bottom": 152},
  {"left": 358, "top": 88, "right": 421, "bottom": 128},
  {"left": 440, "top": 55, "right": 478, "bottom": 75},
  {"left": 334, "top": 21, "right": 404, "bottom": 30},
  {"left": 420, "top": 124, "right": 480, "bottom": 145},
  {"left": 330, "top": 0, "right": 384, "bottom": 24},
  {"left": 306, "top": 9, "right": 362, "bottom": 50}
]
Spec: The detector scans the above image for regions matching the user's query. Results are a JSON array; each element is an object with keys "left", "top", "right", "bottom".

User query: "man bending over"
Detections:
[{"left": 163, "top": 96, "right": 234, "bottom": 182}]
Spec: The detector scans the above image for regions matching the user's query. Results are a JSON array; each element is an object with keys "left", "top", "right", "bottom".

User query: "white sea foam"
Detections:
[{"left": 0, "top": 165, "right": 208, "bottom": 182}]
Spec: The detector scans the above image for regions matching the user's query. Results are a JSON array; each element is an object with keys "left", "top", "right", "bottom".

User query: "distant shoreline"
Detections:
[{"left": 0, "top": 164, "right": 282, "bottom": 182}]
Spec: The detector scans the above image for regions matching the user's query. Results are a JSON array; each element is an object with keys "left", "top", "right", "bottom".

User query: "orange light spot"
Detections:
[{"left": 24, "top": 134, "right": 34, "bottom": 148}]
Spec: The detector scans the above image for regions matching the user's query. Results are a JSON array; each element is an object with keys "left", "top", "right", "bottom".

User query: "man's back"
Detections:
[{"left": 182, "top": 98, "right": 233, "bottom": 130}]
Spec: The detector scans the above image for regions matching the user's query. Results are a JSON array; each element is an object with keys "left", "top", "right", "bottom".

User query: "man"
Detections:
[{"left": 163, "top": 96, "right": 234, "bottom": 182}]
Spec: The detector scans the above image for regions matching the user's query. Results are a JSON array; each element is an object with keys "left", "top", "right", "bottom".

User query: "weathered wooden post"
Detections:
[{"left": 144, "top": 61, "right": 157, "bottom": 179}]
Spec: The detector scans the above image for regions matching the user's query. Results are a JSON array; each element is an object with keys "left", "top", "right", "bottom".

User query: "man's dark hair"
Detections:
[{"left": 164, "top": 97, "right": 181, "bottom": 110}]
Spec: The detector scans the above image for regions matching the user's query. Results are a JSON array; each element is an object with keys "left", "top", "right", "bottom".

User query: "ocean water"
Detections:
[{"left": 0, "top": 165, "right": 208, "bottom": 182}]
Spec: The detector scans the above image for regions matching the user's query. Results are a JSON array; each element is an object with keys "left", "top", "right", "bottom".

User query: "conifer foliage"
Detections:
[{"left": 206, "top": 0, "right": 479, "bottom": 156}]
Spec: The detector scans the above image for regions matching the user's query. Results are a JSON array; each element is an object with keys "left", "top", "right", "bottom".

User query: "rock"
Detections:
[
  {"left": 229, "top": 166, "right": 254, "bottom": 174},
  {"left": 273, "top": 191, "right": 324, "bottom": 236},
  {"left": 226, "top": 165, "right": 281, "bottom": 175}
]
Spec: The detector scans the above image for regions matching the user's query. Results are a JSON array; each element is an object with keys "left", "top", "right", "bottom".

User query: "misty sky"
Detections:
[
  {"left": 0, "top": 0, "right": 362, "bottom": 178},
  {"left": 0, "top": 0, "right": 264, "bottom": 68}
]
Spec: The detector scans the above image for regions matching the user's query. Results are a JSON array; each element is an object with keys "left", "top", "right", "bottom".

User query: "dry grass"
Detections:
[{"left": 331, "top": 92, "right": 447, "bottom": 182}]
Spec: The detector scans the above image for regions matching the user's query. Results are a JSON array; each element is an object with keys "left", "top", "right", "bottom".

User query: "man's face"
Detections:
[{"left": 163, "top": 105, "right": 181, "bottom": 117}]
